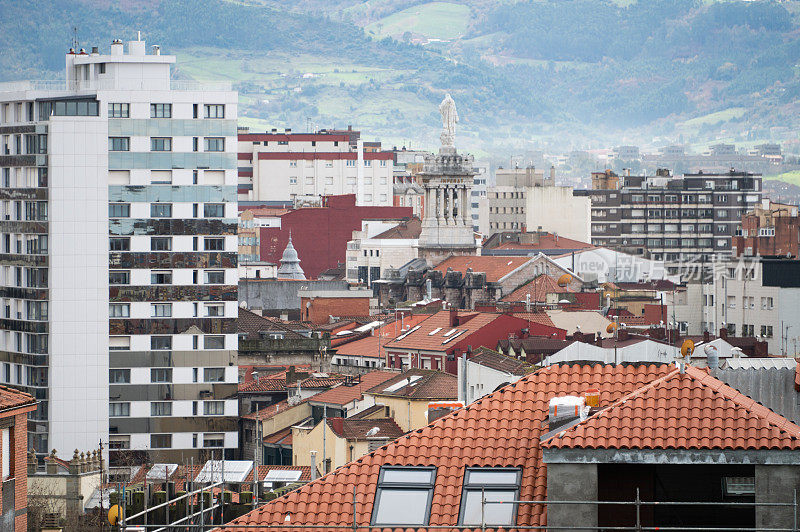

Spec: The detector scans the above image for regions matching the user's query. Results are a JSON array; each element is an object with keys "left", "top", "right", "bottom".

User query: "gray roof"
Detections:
[
  {"left": 717, "top": 366, "right": 800, "bottom": 425},
  {"left": 723, "top": 358, "right": 797, "bottom": 370},
  {"left": 277, "top": 235, "right": 306, "bottom": 280}
]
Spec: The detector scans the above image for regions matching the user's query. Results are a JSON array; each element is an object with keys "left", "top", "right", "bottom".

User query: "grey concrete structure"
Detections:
[
  {"left": 545, "top": 462, "right": 598, "bottom": 532},
  {"left": 239, "top": 279, "right": 348, "bottom": 319},
  {"left": 755, "top": 465, "right": 800, "bottom": 531}
]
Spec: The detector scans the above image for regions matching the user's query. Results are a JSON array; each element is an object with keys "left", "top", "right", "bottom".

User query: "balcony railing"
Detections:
[{"left": 0, "top": 79, "right": 232, "bottom": 92}]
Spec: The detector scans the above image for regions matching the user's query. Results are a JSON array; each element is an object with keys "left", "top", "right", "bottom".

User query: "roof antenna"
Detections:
[
  {"left": 72, "top": 26, "right": 79, "bottom": 51},
  {"left": 137, "top": 30, "right": 141, "bottom": 41}
]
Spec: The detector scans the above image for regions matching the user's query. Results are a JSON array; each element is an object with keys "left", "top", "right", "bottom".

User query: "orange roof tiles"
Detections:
[
  {"left": 333, "top": 315, "right": 431, "bottom": 359},
  {"left": 220, "top": 363, "right": 673, "bottom": 531},
  {"left": 307, "top": 371, "right": 397, "bottom": 406},
  {"left": 512, "top": 311, "right": 556, "bottom": 328},
  {"left": 433, "top": 256, "right": 532, "bottom": 282},
  {"left": 386, "top": 310, "right": 507, "bottom": 352},
  {"left": 238, "top": 378, "right": 287, "bottom": 393},
  {"left": 0, "top": 384, "right": 35, "bottom": 411},
  {"left": 367, "top": 369, "right": 457, "bottom": 400},
  {"left": 544, "top": 365, "right": 800, "bottom": 450},
  {"left": 244, "top": 465, "right": 312, "bottom": 484}
]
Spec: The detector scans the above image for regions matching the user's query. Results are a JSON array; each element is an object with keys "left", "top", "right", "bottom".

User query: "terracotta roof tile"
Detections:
[
  {"left": 220, "top": 363, "right": 673, "bottom": 531},
  {"left": 795, "top": 359, "right": 800, "bottom": 392},
  {"left": 372, "top": 217, "right": 421, "bottom": 239},
  {"left": 263, "top": 427, "right": 293, "bottom": 445},
  {"left": 238, "top": 378, "right": 287, "bottom": 393},
  {"left": 327, "top": 418, "right": 405, "bottom": 441},
  {"left": 433, "top": 256, "right": 533, "bottom": 282},
  {"left": 242, "top": 398, "right": 313, "bottom": 421},
  {"left": 307, "top": 371, "right": 398, "bottom": 406},
  {"left": 0, "top": 384, "right": 35, "bottom": 411},
  {"left": 468, "top": 347, "right": 533, "bottom": 376},
  {"left": 333, "top": 315, "right": 431, "bottom": 359},
  {"left": 367, "top": 369, "right": 457, "bottom": 400},
  {"left": 244, "top": 465, "right": 312, "bottom": 484},
  {"left": 386, "top": 310, "right": 509, "bottom": 352},
  {"left": 238, "top": 308, "right": 307, "bottom": 340},
  {"left": 300, "top": 376, "right": 348, "bottom": 388},
  {"left": 512, "top": 311, "right": 556, "bottom": 328},
  {"left": 544, "top": 365, "right": 800, "bottom": 450}
]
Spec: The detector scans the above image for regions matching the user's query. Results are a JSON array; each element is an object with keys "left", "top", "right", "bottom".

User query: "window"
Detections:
[
  {"left": 109, "top": 337, "right": 130, "bottom": 351},
  {"left": 151, "top": 303, "right": 172, "bottom": 317},
  {"left": 109, "top": 203, "right": 130, "bottom": 218},
  {"left": 150, "top": 137, "right": 172, "bottom": 152},
  {"left": 203, "top": 433, "right": 225, "bottom": 448},
  {"left": 109, "top": 304, "right": 130, "bottom": 318},
  {"left": 203, "top": 401, "right": 224, "bottom": 415},
  {"left": 109, "top": 402, "right": 130, "bottom": 417},
  {"left": 289, "top": 176, "right": 298, "bottom": 184},
  {"left": 204, "top": 203, "right": 224, "bottom": 218},
  {"left": 346, "top": 159, "right": 356, "bottom": 167},
  {"left": 150, "top": 335, "right": 173, "bottom": 351},
  {"left": 151, "top": 402, "right": 172, "bottom": 416},
  {"left": 110, "top": 237, "right": 130, "bottom": 251},
  {"left": 204, "top": 104, "right": 225, "bottom": 118},
  {"left": 204, "top": 137, "right": 225, "bottom": 152},
  {"left": 151, "top": 237, "right": 172, "bottom": 251},
  {"left": 109, "top": 369, "right": 131, "bottom": 384},
  {"left": 108, "top": 103, "right": 129, "bottom": 118},
  {"left": 205, "top": 270, "right": 225, "bottom": 284},
  {"left": 460, "top": 468, "right": 521, "bottom": 526},
  {"left": 761, "top": 297, "right": 774, "bottom": 310},
  {"left": 150, "top": 103, "right": 172, "bottom": 118},
  {"left": 109, "top": 137, "right": 130, "bottom": 151},
  {"left": 761, "top": 325, "right": 774, "bottom": 338},
  {"left": 204, "top": 238, "right": 225, "bottom": 251},
  {"left": 151, "top": 367, "right": 173, "bottom": 382},
  {"left": 151, "top": 271, "right": 172, "bottom": 284},
  {"left": 205, "top": 303, "right": 224, "bottom": 317},
  {"left": 109, "top": 271, "right": 130, "bottom": 285},
  {"left": 203, "top": 336, "right": 225, "bottom": 349},
  {"left": 109, "top": 435, "right": 130, "bottom": 450},
  {"left": 204, "top": 368, "right": 225, "bottom": 382},
  {"left": 372, "top": 467, "right": 436, "bottom": 526},
  {"left": 150, "top": 434, "right": 172, "bottom": 448}
]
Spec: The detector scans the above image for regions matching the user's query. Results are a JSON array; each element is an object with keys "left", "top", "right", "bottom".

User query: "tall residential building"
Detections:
[
  {"left": 580, "top": 168, "right": 762, "bottom": 275},
  {"left": 0, "top": 36, "right": 239, "bottom": 461},
  {"left": 237, "top": 128, "right": 393, "bottom": 206}
]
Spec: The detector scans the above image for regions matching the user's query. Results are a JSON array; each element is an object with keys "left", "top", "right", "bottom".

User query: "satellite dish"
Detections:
[
  {"left": 239, "top": 300, "right": 248, "bottom": 309},
  {"left": 557, "top": 273, "right": 573, "bottom": 287},
  {"left": 681, "top": 339, "right": 695, "bottom": 358},
  {"left": 559, "top": 299, "right": 571, "bottom": 304},
  {"left": 365, "top": 427, "right": 380, "bottom": 437},
  {"left": 606, "top": 322, "right": 617, "bottom": 334}
]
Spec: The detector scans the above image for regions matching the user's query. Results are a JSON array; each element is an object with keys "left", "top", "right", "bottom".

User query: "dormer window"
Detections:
[
  {"left": 459, "top": 467, "right": 521, "bottom": 526},
  {"left": 371, "top": 466, "right": 436, "bottom": 526}
]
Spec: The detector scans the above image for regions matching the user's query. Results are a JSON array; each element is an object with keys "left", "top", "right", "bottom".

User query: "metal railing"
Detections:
[
  {"left": 119, "top": 488, "right": 800, "bottom": 532},
  {"left": 0, "top": 79, "right": 232, "bottom": 93}
]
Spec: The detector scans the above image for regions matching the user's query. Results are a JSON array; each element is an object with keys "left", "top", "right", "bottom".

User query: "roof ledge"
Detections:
[{"left": 542, "top": 448, "right": 800, "bottom": 466}]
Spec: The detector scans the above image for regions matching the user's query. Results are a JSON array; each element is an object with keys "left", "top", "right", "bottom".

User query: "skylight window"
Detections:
[
  {"left": 428, "top": 327, "right": 443, "bottom": 336},
  {"left": 442, "top": 330, "right": 466, "bottom": 344},
  {"left": 383, "top": 375, "right": 422, "bottom": 393},
  {"left": 371, "top": 466, "right": 436, "bottom": 526},
  {"left": 443, "top": 328, "right": 458, "bottom": 336},
  {"left": 395, "top": 325, "right": 420, "bottom": 341},
  {"left": 459, "top": 467, "right": 521, "bottom": 526}
]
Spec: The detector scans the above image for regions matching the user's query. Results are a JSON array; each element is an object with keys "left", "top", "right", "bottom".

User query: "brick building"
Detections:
[
  {"left": 732, "top": 200, "right": 800, "bottom": 258},
  {"left": 0, "top": 385, "right": 37, "bottom": 530}
]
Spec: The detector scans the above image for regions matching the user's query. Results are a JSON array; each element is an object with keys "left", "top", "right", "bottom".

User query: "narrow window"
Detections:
[
  {"left": 371, "top": 467, "right": 436, "bottom": 526},
  {"left": 459, "top": 468, "right": 521, "bottom": 526}
]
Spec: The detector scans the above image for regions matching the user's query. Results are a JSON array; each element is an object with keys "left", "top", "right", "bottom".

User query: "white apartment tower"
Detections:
[{"left": 0, "top": 36, "right": 239, "bottom": 462}]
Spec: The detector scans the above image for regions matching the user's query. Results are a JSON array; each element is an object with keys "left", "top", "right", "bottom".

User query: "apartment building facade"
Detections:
[
  {"left": 582, "top": 169, "right": 763, "bottom": 275},
  {"left": 237, "top": 129, "right": 393, "bottom": 206},
  {"left": 0, "top": 37, "right": 238, "bottom": 461}
]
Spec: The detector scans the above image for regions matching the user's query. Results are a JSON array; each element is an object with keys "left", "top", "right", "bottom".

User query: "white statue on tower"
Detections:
[{"left": 439, "top": 93, "right": 458, "bottom": 148}]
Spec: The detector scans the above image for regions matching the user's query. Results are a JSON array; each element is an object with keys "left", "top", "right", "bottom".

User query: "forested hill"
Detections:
[{"left": 2, "top": 0, "right": 799, "bottom": 155}]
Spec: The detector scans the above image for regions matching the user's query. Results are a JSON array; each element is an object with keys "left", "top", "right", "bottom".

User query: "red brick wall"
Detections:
[
  {"left": 0, "top": 411, "right": 30, "bottom": 530},
  {"left": 259, "top": 195, "right": 413, "bottom": 278},
  {"left": 300, "top": 296, "right": 371, "bottom": 324}
]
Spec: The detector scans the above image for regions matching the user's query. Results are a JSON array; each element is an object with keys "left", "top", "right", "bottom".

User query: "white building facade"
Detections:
[
  {"left": 0, "top": 36, "right": 239, "bottom": 461},
  {"left": 238, "top": 131, "right": 393, "bottom": 205}
]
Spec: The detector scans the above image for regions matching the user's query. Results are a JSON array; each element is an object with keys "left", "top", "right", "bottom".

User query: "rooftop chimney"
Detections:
[
  {"left": 449, "top": 308, "right": 458, "bottom": 327},
  {"left": 91, "top": 46, "right": 99, "bottom": 55},
  {"left": 110, "top": 39, "right": 124, "bottom": 56}
]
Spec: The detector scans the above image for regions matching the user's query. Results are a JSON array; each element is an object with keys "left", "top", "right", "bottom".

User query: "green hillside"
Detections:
[{"left": 2, "top": 0, "right": 799, "bottom": 156}]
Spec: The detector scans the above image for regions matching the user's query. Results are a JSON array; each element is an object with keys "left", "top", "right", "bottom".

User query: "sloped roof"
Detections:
[
  {"left": 241, "top": 398, "right": 312, "bottom": 421},
  {"left": 333, "top": 315, "right": 432, "bottom": 359},
  {"left": 238, "top": 308, "right": 306, "bottom": 340},
  {"left": 433, "top": 256, "right": 533, "bottom": 282},
  {"left": 243, "top": 465, "right": 312, "bottom": 484},
  {"left": 468, "top": 347, "right": 532, "bottom": 376},
  {"left": 238, "top": 378, "right": 287, "bottom": 393},
  {"left": 372, "top": 217, "right": 421, "bottom": 239},
  {"left": 386, "top": 310, "right": 510, "bottom": 352},
  {"left": 328, "top": 418, "right": 405, "bottom": 441},
  {"left": 366, "top": 369, "right": 457, "bottom": 400},
  {"left": 502, "top": 275, "right": 574, "bottom": 303},
  {"left": 307, "top": 371, "right": 397, "bottom": 406},
  {"left": 0, "top": 384, "right": 35, "bottom": 411},
  {"left": 544, "top": 365, "right": 800, "bottom": 450},
  {"left": 512, "top": 311, "right": 557, "bottom": 328},
  {"left": 220, "top": 363, "right": 673, "bottom": 530}
]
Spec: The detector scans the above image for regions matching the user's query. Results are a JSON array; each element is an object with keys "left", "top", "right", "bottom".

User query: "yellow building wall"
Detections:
[{"left": 366, "top": 394, "right": 431, "bottom": 432}]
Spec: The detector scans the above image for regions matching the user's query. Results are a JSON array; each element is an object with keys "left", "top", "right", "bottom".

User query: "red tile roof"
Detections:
[
  {"left": 372, "top": 217, "right": 421, "bottom": 239},
  {"left": 0, "top": 384, "right": 35, "bottom": 411},
  {"left": 238, "top": 378, "right": 287, "bottom": 393},
  {"left": 386, "top": 310, "right": 509, "bottom": 352},
  {"left": 243, "top": 465, "right": 312, "bottom": 484},
  {"left": 333, "top": 315, "right": 432, "bottom": 359},
  {"left": 433, "top": 256, "right": 532, "bottom": 282},
  {"left": 468, "top": 347, "right": 533, "bottom": 375},
  {"left": 220, "top": 363, "right": 674, "bottom": 530},
  {"left": 544, "top": 365, "right": 800, "bottom": 450},
  {"left": 307, "top": 371, "right": 397, "bottom": 406},
  {"left": 796, "top": 359, "right": 800, "bottom": 392},
  {"left": 241, "top": 398, "right": 311, "bottom": 421},
  {"left": 301, "top": 376, "right": 348, "bottom": 388},
  {"left": 238, "top": 308, "right": 307, "bottom": 340},
  {"left": 512, "top": 311, "right": 557, "bottom": 328},
  {"left": 263, "top": 427, "right": 293, "bottom": 446},
  {"left": 366, "top": 369, "right": 457, "bottom": 400},
  {"left": 502, "top": 275, "right": 574, "bottom": 303},
  {"left": 327, "top": 417, "right": 405, "bottom": 441}
]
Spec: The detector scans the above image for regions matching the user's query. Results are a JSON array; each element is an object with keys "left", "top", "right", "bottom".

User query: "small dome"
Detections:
[{"left": 277, "top": 234, "right": 305, "bottom": 280}]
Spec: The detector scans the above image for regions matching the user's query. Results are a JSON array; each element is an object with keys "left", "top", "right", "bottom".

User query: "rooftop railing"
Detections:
[{"left": 0, "top": 79, "right": 232, "bottom": 93}]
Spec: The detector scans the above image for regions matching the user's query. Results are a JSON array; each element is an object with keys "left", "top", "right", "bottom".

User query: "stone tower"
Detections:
[
  {"left": 277, "top": 233, "right": 306, "bottom": 280},
  {"left": 417, "top": 94, "right": 477, "bottom": 264}
]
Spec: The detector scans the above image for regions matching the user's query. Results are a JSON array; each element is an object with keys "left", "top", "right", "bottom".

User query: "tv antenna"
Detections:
[{"left": 72, "top": 27, "right": 79, "bottom": 51}]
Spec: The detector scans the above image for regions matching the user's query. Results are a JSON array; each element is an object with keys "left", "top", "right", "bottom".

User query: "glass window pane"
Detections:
[
  {"left": 462, "top": 490, "right": 516, "bottom": 526},
  {"left": 467, "top": 470, "right": 519, "bottom": 485},
  {"left": 382, "top": 468, "right": 434, "bottom": 484},
  {"left": 373, "top": 489, "right": 430, "bottom": 525}
]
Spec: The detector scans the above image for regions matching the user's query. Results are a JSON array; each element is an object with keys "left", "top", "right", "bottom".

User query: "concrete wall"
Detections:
[
  {"left": 526, "top": 187, "right": 591, "bottom": 243},
  {"left": 365, "top": 394, "right": 429, "bottom": 433},
  {"left": 239, "top": 279, "right": 349, "bottom": 311},
  {"left": 546, "top": 462, "right": 598, "bottom": 532},
  {"left": 755, "top": 464, "right": 800, "bottom": 530}
]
